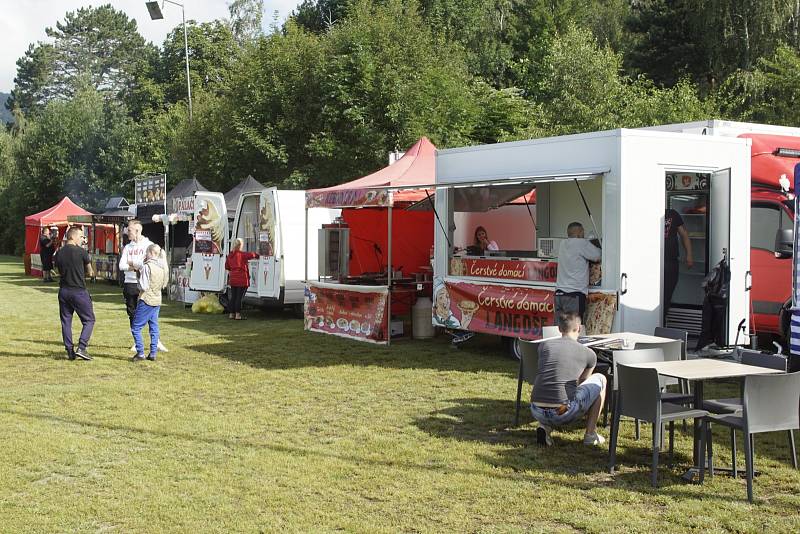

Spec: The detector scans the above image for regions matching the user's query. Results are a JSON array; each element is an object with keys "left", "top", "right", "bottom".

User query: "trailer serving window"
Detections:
[{"left": 439, "top": 173, "right": 604, "bottom": 286}]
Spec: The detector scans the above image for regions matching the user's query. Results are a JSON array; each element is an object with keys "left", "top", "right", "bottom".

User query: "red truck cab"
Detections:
[{"left": 741, "top": 134, "right": 799, "bottom": 346}]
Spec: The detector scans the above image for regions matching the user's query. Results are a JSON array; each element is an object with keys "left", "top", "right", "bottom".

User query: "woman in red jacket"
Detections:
[{"left": 225, "top": 238, "right": 259, "bottom": 319}]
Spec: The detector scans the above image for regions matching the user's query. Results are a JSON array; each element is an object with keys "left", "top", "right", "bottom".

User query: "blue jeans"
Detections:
[
  {"left": 131, "top": 301, "right": 160, "bottom": 357},
  {"left": 530, "top": 374, "right": 605, "bottom": 427}
]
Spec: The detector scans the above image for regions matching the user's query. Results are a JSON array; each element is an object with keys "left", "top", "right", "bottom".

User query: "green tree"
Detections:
[
  {"left": 538, "top": 25, "right": 714, "bottom": 135},
  {"left": 627, "top": 0, "right": 797, "bottom": 90},
  {"left": 9, "top": 5, "right": 156, "bottom": 115},
  {"left": 1, "top": 87, "right": 148, "bottom": 252},
  {"left": 292, "top": 0, "right": 351, "bottom": 33},
  {"left": 6, "top": 43, "right": 57, "bottom": 114},
  {"left": 721, "top": 44, "right": 800, "bottom": 125},
  {"left": 228, "top": 0, "right": 264, "bottom": 44},
  {"left": 158, "top": 20, "right": 238, "bottom": 105}
]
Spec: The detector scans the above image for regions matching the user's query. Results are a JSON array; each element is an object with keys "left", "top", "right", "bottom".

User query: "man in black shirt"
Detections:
[
  {"left": 53, "top": 227, "right": 95, "bottom": 360},
  {"left": 39, "top": 228, "right": 55, "bottom": 282},
  {"left": 664, "top": 209, "right": 694, "bottom": 318}
]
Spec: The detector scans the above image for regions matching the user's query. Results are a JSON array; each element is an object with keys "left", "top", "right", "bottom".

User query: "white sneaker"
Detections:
[
  {"left": 157, "top": 340, "right": 168, "bottom": 352},
  {"left": 129, "top": 344, "right": 137, "bottom": 352},
  {"left": 536, "top": 425, "right": 553, "bottom": 446},
  {"left": 583, "top": 432, "right": 606, "bottom": 446}
]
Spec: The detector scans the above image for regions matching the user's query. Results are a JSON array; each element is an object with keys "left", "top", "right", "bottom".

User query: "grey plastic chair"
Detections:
[
  {"left": 541, "top": 326, "right": 561, "bottom": 339},
  {"left": 703, "top": 348, "right": 787, "bottom": 414},
  {"left": 610, "top": 349, "right": 665, "bottom": 441},
  {"left": 609, "top": 364, "right": 709, "bottom": 487},
  {"left": 700, "top": 371, "right": 800, "bottom": 502},
  {"left": 654, "top": 326, "right": 691, "bottom": 393},
  {"left": 514, "top": 339, "right": 540, "bottom": 426}
]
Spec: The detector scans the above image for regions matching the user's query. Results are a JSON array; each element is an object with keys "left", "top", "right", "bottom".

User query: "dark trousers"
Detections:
[
  {"left": 58, "top": 287, "right": 95, "bottom": 352},
  {"left": 663, "top": 260, "right": 680, "bottom": 318},
  {"left": 229, "top": 286, "right": 247, "bottom": 314},
  {"left": 555, "top": 291, "right": 587, "bottom": 320},
  {"left": 123, "top": 283, "right": 140, "bottom": 326}
]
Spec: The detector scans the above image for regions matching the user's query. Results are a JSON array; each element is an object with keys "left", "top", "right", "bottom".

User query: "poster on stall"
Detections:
[
  {"left": 433, "top": 277, "right": 555, "bottom": 340},
  {"left": 304, "top": 282, "right": 389, "bottom": 344},
  {"left": 584, "top": 291, "right": 618, "bottom": 335},
  {"left": 193, "top": 229, "right": 213, "bottom": 253},
  {"left": 169, "top": 265, "right": 200, "bottom": 304},
  {"left": 449, "top": 257, "right": 557, "bottom": 283}
]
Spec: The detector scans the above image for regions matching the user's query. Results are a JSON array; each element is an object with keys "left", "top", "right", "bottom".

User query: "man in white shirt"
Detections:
[
  {"left": 119, "top": 220, "right": 167, "bottom": 352},
  {"left": 555, "top": 222, "right": 601, "bottom": 319}
]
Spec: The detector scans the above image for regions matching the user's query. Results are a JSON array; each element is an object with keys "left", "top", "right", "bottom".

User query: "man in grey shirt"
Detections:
[
  {"left": 531, "top": 312, "right": 607, "bottom": 446},
  {"left": 555, "top": 222, "right": 601, "bottom": 319}
]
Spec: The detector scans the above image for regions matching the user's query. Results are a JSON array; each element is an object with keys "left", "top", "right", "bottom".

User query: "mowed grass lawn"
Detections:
[{"left": 1, "top": 256, "right": 799, "bottom": 532}]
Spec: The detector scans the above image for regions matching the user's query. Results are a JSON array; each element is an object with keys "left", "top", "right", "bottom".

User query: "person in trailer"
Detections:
[
  {"left": 663, "top": 208, "right": 693, "bottom": 318},
  {"left": 530, "top": 312, "right": 607, "bottom": 447},
  {"left": 474, "top": 226, "right": 499, "bottom": 253},
  {"left": 555, "top": 222, "right": 601, "bottom": 319}
]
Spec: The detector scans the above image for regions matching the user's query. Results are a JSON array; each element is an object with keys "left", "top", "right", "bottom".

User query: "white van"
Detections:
[{"left": 230, "top": 188, "right": 339, "bottom": 310}]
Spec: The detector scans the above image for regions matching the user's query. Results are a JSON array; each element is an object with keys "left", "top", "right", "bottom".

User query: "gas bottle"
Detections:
[{"left": 412, "top": 296, "right": 435, "bottom": 339}]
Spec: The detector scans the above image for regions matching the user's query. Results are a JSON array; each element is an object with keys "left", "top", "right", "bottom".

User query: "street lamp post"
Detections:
[{"left": 146, "top": 1, "right": 193, "bottom": 122}]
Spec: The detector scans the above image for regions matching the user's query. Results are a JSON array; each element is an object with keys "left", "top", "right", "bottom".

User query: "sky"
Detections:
[{"left": 0, "top": 0, "right": 299, "bottom": 92}]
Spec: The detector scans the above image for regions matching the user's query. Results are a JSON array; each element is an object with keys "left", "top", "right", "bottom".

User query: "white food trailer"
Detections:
[{"left": 433, "top": 127, "right": 752, "bottom": 347}]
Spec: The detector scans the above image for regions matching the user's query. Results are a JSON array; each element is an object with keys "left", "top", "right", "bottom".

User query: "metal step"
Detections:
[{"left": 666, "top": 307, "right": 702, "bottom": 336}]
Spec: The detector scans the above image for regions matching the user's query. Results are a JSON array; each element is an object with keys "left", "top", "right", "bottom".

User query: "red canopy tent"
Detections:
[
  {"left": 25, "top": 197, "right": 92, "bottom": 275},
  {"left": 307, "top": 137, "right": 437, "bottom": 279},
  {"left": 305, "top": 138, "right": 439, "bottom": 344}
]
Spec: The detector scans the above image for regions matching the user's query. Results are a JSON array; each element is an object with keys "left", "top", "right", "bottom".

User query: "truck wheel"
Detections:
[{"left": 503, "top": 337, "right": 522, "bottom": 360}]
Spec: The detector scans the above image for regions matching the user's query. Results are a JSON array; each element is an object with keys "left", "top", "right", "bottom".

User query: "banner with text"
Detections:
[
  {"left": 306, "top": 188, "right": 391, "bottom": 209},
  {"left": 433, "top": 277, "right": 555, "bottom": 340},
  {"left": 449, "top": 257, "right": 557, "bottom": 282},
  {"left": 304, "top": 282, "right": 389, "bottom": 344}
]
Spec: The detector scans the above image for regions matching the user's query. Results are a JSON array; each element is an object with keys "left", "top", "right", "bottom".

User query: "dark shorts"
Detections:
[{"left": 555, "top": 291, "right": 586, "bottom": 319}]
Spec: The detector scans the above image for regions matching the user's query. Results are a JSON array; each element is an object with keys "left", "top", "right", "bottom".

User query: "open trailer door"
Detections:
[
  {"left": 709, "top": 167, "right": 750, "bottom": 345},
  {"left": 256, "top": 187, "right": 281, "bottom": 299},
  {"left": 189, "top": 191, "right": 228, "bottom": 292}
]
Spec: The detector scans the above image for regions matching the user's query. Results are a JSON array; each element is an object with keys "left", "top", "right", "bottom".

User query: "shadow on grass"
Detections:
[
  {"left": 413, "top": 396, "right": 800, "bottom": 478},
  {"left": 8, "top": 261, "right": 519, "bottom": 376},
  {"left": 0, "top": 406, "right": 759, "bottom": 504}
]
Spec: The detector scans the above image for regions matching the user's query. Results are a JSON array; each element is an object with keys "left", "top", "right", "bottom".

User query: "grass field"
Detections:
[{"left": 1, "top": 256, "right": 799, "bottom": 532}]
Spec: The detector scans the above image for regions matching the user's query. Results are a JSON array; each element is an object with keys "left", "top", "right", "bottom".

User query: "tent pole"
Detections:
[
  {"left": 387, "top": 205, "right": 393, "bottom": 346},
  {"left": 304, "top": 207, "right": 309, "bottom": 282}
]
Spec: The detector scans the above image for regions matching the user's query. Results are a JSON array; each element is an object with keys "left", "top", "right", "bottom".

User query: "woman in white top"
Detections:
[{"left": 474, "top": 226, "right": 499, "bottom": 252}]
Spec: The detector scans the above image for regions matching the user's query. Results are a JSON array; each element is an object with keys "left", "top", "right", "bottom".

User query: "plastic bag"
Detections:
[{"left": 191, "top": 294, "right": 224, "bottom": 314}]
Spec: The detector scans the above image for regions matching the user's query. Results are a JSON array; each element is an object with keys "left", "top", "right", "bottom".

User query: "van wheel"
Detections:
[
  {"left": 291, "top": 303, "right": 304, "bottom": 319},
  {"left": 503, "top": 337, "right": 522, "bottom": 360}
]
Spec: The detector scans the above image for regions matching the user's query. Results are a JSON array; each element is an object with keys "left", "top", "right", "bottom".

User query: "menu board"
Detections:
[
  {"left": 304, "top": 282, "right": 389, "bottom": 344},
  {"left": 135, "top": 174, "right": 167, "bottom": 205}
]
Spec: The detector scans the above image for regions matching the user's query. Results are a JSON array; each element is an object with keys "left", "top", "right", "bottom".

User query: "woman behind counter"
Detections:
[{"left": 474, "top": 226, "right": 499, "bottom": 252}]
